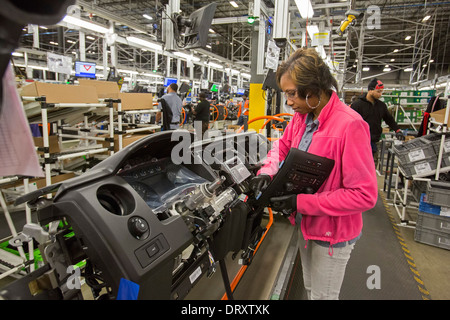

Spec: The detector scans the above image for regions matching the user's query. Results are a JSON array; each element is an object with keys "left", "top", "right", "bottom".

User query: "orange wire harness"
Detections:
[{"left": 221, "top": 208, "right": 274, "bottom": 300}]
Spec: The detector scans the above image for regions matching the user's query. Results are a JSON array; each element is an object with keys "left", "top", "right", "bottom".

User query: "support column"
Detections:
[
  {"left": 79, "top": 30, "right": 86, "bottom": 61},
  {"left": 249, "top": 0, "right": 266, "bottom": 132}
]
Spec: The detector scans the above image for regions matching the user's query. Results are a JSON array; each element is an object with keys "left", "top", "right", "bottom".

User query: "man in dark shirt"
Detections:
[
  {"left": 193, "top": 92, "right": 210, "bottom": 140},
  {"left": 351, "top": 78, "right": 404, "bottom": 158}
]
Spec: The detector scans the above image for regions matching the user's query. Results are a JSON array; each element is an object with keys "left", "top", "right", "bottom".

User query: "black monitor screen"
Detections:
[
  {"left": 179, "top": 82, "right": 191, "bottom": 93},
  {"left": 184, "top": 3, "right": 217, "bottom": 49}
]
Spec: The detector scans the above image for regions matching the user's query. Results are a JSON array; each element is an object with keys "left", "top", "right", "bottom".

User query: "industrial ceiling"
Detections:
[{"left": 14, "top": 0, "right": 450, "bottom": 90}]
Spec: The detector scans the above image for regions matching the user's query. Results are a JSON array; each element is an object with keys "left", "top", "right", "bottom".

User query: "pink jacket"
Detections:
[{"left": 258, "top": 92, "right": 378, "bottom": 245}]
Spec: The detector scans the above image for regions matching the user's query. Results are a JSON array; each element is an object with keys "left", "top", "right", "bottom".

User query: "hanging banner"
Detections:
[
  {"left": 312, "top": 32, "right": 330, "bottom": 46},
  {"left": 47, "top": 52, "right": 73, "bottom": 75},
  {"left": 265, "top": 40, "right": 280, "bottom": 70}
]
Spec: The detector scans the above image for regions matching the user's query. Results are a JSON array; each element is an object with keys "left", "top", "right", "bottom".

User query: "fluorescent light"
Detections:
[
  {"left": 49, "top": 41, "right": 59, "bottom": 45},
  {"left": 126, "top": 36, "right": 162, "bottom": 51},
  {"left": 362, "top": 67, "right": 370, "bottom": 71},
  {"left": 209, "top": 28, "right": 215, "bottom": 33},
  {"left": 383, "top": 67, "right": 391, "bottom": 72},
  {"left": 429, "top": 59, "right": 434, "bottom": 63},
  {"left": 86, "top": 35, "right": 96, "bottom": 40},
  {"left": 404, "top": 67, "right": 413, "bottom": 72},
  {"left": 241, "top": 73, "right": 251, "bottom": 78},
  {"left": 306, "top": 25, "right": 319, "bottom": 39},
  {"left": 207, "top": 62, "right": 223, "bottom": 69},
  {"left": 393, "top": 49, "right": 399, "bottom": 53},
  {"left": 143, "top": 14, "right": 153, "bottom": 20},
  {"left": 390, "top": 59, "right": 395, "bottom": 62},
  {"left": 174, "top": 51, "right": 200, "bottom": 62},
  {"left": 295, "top": 0, "right": 314, "bottom": 19},
  {"left": 63, "top": 15, "right": 109, "bottom": 33},
  {"left": 422, "top": 15, "right": 431, "bottom": 22},
  {"left": 229, "top": 1, "right": 238, "bottom": 8},
  {"left": 11, "top": 52, "right": 23, "bottom": 57},
  {"left": 405, "top": 35, "right": 411, "bottom": 40}
]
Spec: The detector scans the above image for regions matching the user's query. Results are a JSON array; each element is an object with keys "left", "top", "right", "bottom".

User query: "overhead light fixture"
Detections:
[
  {"left": 126, "top": 36, "right": 162, "bottom": 51},
  {"left": 393, "top": 49, "right": 399, "bottom": 53},
  {"left": 390, "top": 59, "right": 395, "bottom": 62},
  {"left": 362, "top": 67, "right": 370, "bottom": 71},
  {"left": 49, "top": 41, "right": 59, "bottom": 45},
  {"left": 229, "top": 1, "right": 238, "bottom": 8},
  {"left": 207, "top": 62, "right": 223, "bottom": 69},
  {"left": 429, "top": 59, "right": 434, "bottom": 63},
  {"left": 295, "top": 0, "right": 314, "bottom": 19},
  {"left": 241, "top": 73, "right": 251, "bottom": 78},
  {"left": 404, "top": 67, "right": 413, "bottom": 72},
  {"left": 11, "top": 52, "right": 23, "bottom": 57},
  {"left": 383, "top": 67, "right": 391, "bottom": 72},
  {"left": 143, "top": 14, "right": 153, "bottom": 20},
  {"left": 422, "top": 15, "right": 431, "bottom": 22},
  {"left": 63, "top": 15, "right": 109, "bottom": 34},
  {"left": 405, "top": 35, "right": 411, "bottom": 40},
  {"left": 86, "top": 35, "right": 96, "bottom": 40},
  {"left": 209, "top": 29, "right": 215, "bottom": 33},
  {"left": 174, "top": 51, "right": 200, "bottom": 62}
]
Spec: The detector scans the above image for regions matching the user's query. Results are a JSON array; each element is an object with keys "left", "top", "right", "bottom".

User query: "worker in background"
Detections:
[
  {"left": 156, "top": 83, "right": 183, "bottom": 130},
  {"left": 351, "top": 78, "right": 405, "bottom": 160},
  {"left": 249, "top": 48, "right": 378, "bottom": 300},
  {"left": 237, "top": 93, "right": 249, "bottom": 126},
  {"left": 192, "top": 92, "right": 210, "bottom": 140}
]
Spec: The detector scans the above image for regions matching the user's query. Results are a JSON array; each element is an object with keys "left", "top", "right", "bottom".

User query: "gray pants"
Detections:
[{"left": 297, "top": 226, "right": 355, "bottom": 300}]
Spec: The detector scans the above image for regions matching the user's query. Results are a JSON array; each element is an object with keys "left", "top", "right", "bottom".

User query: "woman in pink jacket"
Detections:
[{"left": 250, "top": 48, "right": 378, "bottom": 299}]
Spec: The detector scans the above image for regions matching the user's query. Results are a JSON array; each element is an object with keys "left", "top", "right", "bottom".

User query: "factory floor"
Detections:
[{"left": 1, "top": 175, "right": 449, "bottom": 300}]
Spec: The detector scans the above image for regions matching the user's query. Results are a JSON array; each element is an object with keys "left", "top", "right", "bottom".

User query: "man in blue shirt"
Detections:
[{"left": 156, "top": 83, "right": 183, "bottom": 130}]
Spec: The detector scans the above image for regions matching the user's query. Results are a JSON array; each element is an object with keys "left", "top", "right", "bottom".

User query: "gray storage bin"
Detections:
[
  {"left": 426, "top": 180, "right": 450, "bottom": 207},
  {"left": 412, "top": 180, "right": 428, "bottom": 202},
  {"left": 393, "top": 138, "right": 436, "bottom": 165},
  {"left": 442, "top": 152, "right": 450, "bottom": 168},
  {"left": 420, "top": 132, "right": 450, "bottom": 154},
  {"left": 399, "top": 157, "right": 437, "bottom": 178},
  {"left": 414, "top": 227, "right": 450, "bottom": 250},
  {"left": 416, "top": 211, "right": 450, "bottom": 234}
]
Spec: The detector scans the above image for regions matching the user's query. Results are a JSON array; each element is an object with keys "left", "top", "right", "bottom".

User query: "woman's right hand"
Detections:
[{"left": 249, "top": 174, "right": 271, "bottom": 197}]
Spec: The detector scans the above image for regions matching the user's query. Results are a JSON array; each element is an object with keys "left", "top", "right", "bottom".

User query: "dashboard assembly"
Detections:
[{"left": 1, "top": 130, "right": 270, "bottom": 300}]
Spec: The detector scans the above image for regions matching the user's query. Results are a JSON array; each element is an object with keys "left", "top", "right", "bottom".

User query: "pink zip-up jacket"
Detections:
[{"left": 258, "top": 92, "right": 378, "bottom": 245}]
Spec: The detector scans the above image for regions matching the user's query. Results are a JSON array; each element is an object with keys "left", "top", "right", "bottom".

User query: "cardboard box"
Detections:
[
  {"left": 101, "top": 133, "right": 152, "bottom": 152},
  {"left": 78, "top": 79, "right": 120, "bottom": 99},
  {"left": 20, "top": 82, "right": 98, "bottom": 104},
  {"left": 1, "top": 173, "right": 76, "bottom": 204},
  {"left": 430, "top": 108, "right": 449, "bottom": 125},
  {"left": 119, "top": 92, "right": 154, "bottom": 111},
  {"left": 34, "top": 135, "right": 60, "bottom": 154}
]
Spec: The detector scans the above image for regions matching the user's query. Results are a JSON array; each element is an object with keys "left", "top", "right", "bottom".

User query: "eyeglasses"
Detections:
[{"left": 283, "top": 90, "right": 297, "bottom": 100}]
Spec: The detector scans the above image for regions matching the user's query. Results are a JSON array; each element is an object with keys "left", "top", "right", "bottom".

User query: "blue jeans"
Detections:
[{"left": 297, "top": 226, "right": 355, "bottom": 300}]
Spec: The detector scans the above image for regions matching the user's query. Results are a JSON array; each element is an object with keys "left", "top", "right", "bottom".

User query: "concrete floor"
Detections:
[{"left": 378, "top": 174, "right": 450, "bottom": 300}]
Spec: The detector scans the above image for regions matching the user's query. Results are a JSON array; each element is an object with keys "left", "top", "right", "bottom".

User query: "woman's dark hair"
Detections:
[
  {"left": 199, "top": 92, "right": 206, "bottom": 100},
  {"left": 276, "top": 47, "right": 339, "bottom": 99}
]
